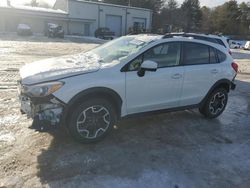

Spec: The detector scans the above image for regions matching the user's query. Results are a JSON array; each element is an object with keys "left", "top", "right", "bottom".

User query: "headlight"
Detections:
[{"left": 22, "top": 81, "right": 64, "bottom": 97}]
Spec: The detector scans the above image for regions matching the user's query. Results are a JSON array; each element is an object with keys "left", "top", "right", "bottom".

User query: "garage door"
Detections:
[
  {"left": 106, "top": 15, "right": 122, "bottom": 36},
  {"left": 133, "top": 18, "right": 146, "bottom": 29},
  {"left": 69, "top": 22, "right": 84, "bottom": 35}
]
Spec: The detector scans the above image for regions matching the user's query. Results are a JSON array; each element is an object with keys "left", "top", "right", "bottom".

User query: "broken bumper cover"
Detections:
[
  {"left": 231, "top": 82, "right": 236, "bottom": 90},
  {"left": 19, "top": 94, "right": 65, "bottom": 125},
  {"left": 231, "top": 75, "right": 237, "bottom": 90}
]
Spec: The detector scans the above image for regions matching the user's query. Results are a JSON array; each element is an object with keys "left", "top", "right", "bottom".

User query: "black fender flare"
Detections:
[
  {"left": 61, "top": 87, "right": 123, "bottom": 126},
  {"left": 199, "top": 79, "right": 232, "bottom": 107}
]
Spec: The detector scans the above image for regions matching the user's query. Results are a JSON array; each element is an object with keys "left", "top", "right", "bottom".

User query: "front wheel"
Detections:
[
  {"left": 199, "top": 88, "right": 228, "bottom": 119},
  {"left": 68, "top": 98, "right": 116, "bottom": 143}
]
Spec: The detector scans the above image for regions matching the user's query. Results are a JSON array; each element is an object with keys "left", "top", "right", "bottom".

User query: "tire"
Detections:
[
  {"left": 199, "top": 88, "right": 228, "bottom": 119},
  {"left": 68, "top": 98, "right": 116, "bottom": 143}
]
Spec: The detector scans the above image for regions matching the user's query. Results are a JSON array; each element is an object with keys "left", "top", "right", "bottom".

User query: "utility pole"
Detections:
[
  {"left": 128, "top": 0, "right": 131, "bottom": 6},
  {"left": 7, "top": 0, "right": 11, "bottom": 6}
]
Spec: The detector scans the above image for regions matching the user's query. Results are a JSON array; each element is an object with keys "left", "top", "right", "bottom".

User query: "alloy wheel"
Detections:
[
  {"left": 209, "top": 92, "right": 226, "bottom": 115},
  {"left": 76, "top": 105, "right": 111, "bottom": 139}
]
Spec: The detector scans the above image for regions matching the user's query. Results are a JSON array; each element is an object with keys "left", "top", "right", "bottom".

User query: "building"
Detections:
[
  {"left": 0, "top": 0, "right": 152, "bottom": 37},
  {"left": 0, "top": 5, "right": 68, "bottom": 34}
]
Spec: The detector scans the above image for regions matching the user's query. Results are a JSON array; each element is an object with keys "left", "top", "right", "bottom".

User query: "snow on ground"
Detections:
[
  {"left": 0, "top": 2, "right": 66, "bottom": 14},
  {"left": 13, "top": 4, "right": 67, "bottom": 14},
  {"left": 231, "top": 48, "right": 250, "bottom": 74}
]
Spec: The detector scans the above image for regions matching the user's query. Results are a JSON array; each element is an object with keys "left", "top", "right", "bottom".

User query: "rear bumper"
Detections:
[
  {"left": 231, "top": 82, "right": 236, "bottom": 90},
  {"left": 231, "top": 74, "right": 237, "bottom": 90}
]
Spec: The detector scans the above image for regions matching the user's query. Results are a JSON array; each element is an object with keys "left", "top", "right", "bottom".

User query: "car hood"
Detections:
[{"left": 20, "top": 52, "right": 101, "bottom": 85}]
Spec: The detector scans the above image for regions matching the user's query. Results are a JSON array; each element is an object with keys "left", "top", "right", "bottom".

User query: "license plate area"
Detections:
[{"left": 20, "top": 95, "right": 32, "bottom": 116}]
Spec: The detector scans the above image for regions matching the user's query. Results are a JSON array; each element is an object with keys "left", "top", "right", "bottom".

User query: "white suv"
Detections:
[{"left": 19, "top": 34, "right": 238, "bottom": 143}]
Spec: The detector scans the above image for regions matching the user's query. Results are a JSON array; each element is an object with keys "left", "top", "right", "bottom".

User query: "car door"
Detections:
[
  {"left": 180, "top": 42, "right": 222, "bottom": 106},
  {"left": 125, "top": 42, "right": 184, "bottom": 114}
]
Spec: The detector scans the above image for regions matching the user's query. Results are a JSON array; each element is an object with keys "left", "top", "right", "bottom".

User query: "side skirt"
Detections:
[{"left": 121, "top": 104, "right": 200, "bottom": 119}]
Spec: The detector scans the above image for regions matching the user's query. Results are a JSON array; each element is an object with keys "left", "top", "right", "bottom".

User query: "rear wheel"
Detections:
[
  {"left": 68, "top": 98, "right": 116, "bottom": 143},
  {"left": 199, "top": 88, "right": 228, "bottom": 119}
]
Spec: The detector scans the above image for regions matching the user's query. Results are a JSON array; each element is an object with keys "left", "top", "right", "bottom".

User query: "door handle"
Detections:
[
  {"left": 171, "top": 73, "right": 182, "bottom": 79},
  {"left": 211, "top": 69, "right": 219, "bottom": 74}
]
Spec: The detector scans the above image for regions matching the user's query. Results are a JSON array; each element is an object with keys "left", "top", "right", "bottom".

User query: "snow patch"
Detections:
[
  {"left": 17, "top": 24, "right": 31, "bottom": 30},
  {"left": 0, "top": 115, "right": 20, "bottom": 126},
  {"left": 20, "top": 52, "right": 101, "bottom": 85},
  {"left": 0, "top": 131, "right": 15, "bottom": 143},
  {"left": 0, "top": 3, "right": 66, "bottom": 14},
  {"left": 0, "top": 48, "right": 15, "bottom": 55}
]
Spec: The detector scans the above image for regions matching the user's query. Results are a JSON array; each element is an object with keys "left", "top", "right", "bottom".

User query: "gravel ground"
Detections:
[{"left": 0, "top": 35, "right": 250, "bottom": 188}]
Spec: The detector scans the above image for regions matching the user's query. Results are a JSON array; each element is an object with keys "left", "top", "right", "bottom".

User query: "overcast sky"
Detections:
[
  {"left": 3, "top": 0, "right": 250, "bottom": 7},
  {"left": 176, "top": 0, "right": 249, "bottom": 7}
]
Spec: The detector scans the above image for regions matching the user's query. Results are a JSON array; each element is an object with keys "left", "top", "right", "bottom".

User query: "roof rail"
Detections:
[
  {"left": 162, "top": 32, "right": 188, "bottom": 39},
  {"left": 162, "top": 32, "right": 225, "bottom": 39}
]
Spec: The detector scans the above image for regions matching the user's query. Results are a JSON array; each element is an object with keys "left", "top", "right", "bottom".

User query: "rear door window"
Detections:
[{"left": 183, "top": 42, "right": 210, "bottom": 65}]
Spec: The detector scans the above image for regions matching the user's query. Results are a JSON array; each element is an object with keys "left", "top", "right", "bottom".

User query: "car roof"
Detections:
[
  {"left": 161, "top": 32, "right": 229, "bottom": 49},
  {"left": 164, "top": 32, "right": 226, "bottom": 39},
  {"left": 167, "top": 37, "right": 226, "bottom": 48},
  {"left": 127, "top": 34, "right": 163, "bottom": 43},
  {"left": 127, "top": 34, "right": 229, "bottom": 51}
]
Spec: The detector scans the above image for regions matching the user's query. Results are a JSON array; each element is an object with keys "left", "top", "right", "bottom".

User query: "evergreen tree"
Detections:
[
  {"left": 160, "top": 0, "right": 181, "bottom": 32},
  {"left": 211, "top": 0, "right": 241, "bottom": 35},
  {"left": 180, "top": 0, "right": 202, "bottom": 32},
  {"left": 200, "top": 6, "right": 213, "bottom": 33},
  {"left": 30, "top": 0, "right": 39, "bottom": 7}
]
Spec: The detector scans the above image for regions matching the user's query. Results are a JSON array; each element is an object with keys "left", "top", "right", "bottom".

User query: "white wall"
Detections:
[
  {"left": 54, "top": 0, "right": 68, "bottom": 12},
  {"left": 68, "top": 1, "right": 98, "bottom": 36},
  {"left": 0, "top": 8, "right": 69, "bottom": 34},
  {"left": 127, "top": 8, "right": 152, "bottom": 31},
  {"left": 68, "top": 0, "right": 152, "bottom": 36},
  {"left": 0, "top": 16, "right": 5, "bottom": 31}
]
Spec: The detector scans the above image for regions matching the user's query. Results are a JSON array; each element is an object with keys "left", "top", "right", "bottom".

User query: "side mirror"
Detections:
[{"left": 137, "top": 60, "right": 158, "bottom": 77}]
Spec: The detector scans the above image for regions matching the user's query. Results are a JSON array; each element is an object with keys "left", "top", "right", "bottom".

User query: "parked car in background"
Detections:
[
  {"left": 19, "top": 34, "right": 237, "bottom": 143},
  {"left": 230, "top": 41, "right": 241, "bottom": 49},
  {"left": 47, "top": 23, "right": 64, "bottom": 38},
  {"left": 95, "top": 27, "right": 115, "bottom": 40},
  {"left": 244, "top": 41, "right": 250, "bottom": 50},
  {"left": 17, "top": 24, "right": 32, "bottom": 36}
]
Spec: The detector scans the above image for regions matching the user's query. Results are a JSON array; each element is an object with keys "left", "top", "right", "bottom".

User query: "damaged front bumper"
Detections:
[{"left": 19, "top": 94, "right": 65, "bottom": 125}]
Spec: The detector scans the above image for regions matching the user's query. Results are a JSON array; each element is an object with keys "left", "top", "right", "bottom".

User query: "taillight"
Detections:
[
  {"left": 231, "top": 62, "right": 238, "bottom": 72},
  {"left": 229, "top": 50, "right": 232, "bottom": 55}
]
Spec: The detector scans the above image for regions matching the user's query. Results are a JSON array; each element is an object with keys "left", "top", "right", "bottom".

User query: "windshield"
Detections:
[{"left": 90, "top": 36, "right": 155, "bottom": 63}]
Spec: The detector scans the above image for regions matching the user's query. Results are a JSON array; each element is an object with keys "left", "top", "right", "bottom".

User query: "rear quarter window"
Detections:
[
  {"left": 209, "top": 47, "right": 217, "bottom": 64},
  {"left": 217, "top": 50, "right": 227, "bottom": 62}
]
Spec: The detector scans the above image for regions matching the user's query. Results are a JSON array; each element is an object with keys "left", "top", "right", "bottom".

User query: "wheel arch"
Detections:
[
  {"left": 62, "top": 87, "right": 123, "bottom": 126},
  {"left": 200, "top": 79, "right": 231, "bottom": 107}
]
